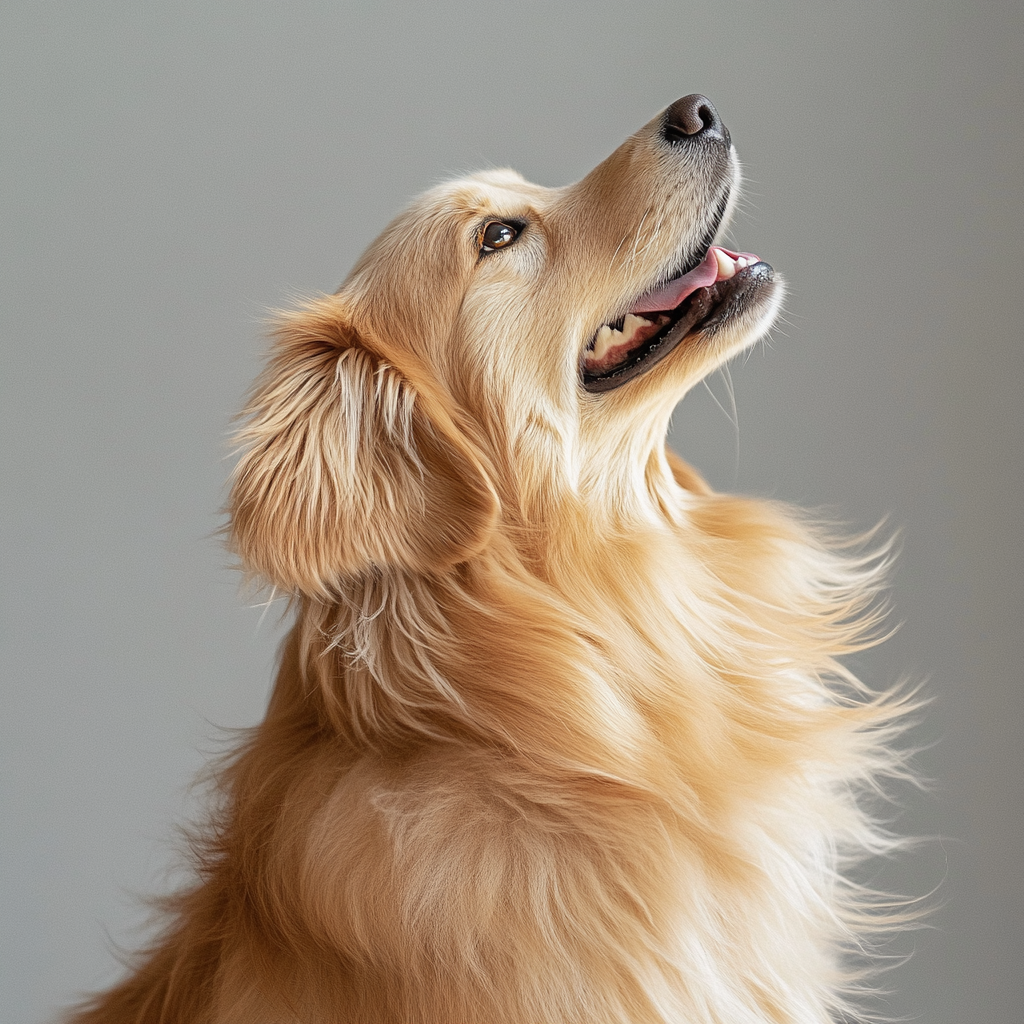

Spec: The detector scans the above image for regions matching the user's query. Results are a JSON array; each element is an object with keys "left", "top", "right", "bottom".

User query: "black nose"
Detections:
[{"left": 662, "top": 95, "right": 730, "bottom": 148}]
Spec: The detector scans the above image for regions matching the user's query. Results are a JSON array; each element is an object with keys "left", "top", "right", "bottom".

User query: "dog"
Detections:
[{"left": 69, "top": 95, "right": 909, "bottom": 1023}]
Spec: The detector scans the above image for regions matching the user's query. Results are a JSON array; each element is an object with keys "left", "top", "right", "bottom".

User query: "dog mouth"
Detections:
[{"left": 581, "top": 247, "right": 775, "bottom": 393}]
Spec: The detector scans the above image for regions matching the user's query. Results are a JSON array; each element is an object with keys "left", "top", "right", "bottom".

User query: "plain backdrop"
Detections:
[{"left": 2, "top": 2, "right": 1021, "bottom": 1021}]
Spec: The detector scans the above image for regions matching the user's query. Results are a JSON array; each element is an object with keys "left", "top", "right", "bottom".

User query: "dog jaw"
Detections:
[{"left": 581, "top": 246, "right": 775, "bottom": 388}]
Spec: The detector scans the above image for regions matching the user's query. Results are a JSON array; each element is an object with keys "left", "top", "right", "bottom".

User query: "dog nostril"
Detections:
[{"left": 662, "top": 95, "right": 730, "bottom": 147}]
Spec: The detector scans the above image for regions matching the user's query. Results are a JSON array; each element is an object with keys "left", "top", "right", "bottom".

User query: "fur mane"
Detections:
[{"left": 73, "top": 461, "right": 913, "bottom": 1023}]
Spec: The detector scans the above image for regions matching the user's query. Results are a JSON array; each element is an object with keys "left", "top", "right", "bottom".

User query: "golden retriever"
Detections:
[{"left": 69, "top": 96, "right": 909, "bottom": 1024}]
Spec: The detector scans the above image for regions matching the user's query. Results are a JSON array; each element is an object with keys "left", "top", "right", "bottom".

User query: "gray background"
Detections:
[{"left": 2, "top": 2, "right": 1021, "bottom": 1021}]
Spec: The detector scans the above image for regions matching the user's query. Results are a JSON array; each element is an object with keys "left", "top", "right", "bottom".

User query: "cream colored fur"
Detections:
[{"left": 68, "top": 104, "right": 911, "bottom": 1024}]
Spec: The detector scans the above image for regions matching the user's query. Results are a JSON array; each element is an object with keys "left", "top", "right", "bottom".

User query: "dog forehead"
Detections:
[{"left": 419, "top": 170, "right": 554, "bottom": 220}]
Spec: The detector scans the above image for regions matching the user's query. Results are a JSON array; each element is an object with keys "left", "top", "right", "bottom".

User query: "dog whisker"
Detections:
[{"left": 625, "top": 207, "right": 652, "bottom": 268}]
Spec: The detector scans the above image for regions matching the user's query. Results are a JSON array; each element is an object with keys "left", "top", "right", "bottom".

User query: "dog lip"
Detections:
[
  {"left": 581, "top": 261, "right": 775, "bottom": 393},
  {"left": 629, "top": 247, "right": 760, "bottom": 315}
]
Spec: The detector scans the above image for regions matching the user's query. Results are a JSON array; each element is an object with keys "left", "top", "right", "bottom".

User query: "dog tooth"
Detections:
[
  {"left": 735, "top": 257, "right": 748, "bottom": 270},
  {"left": 714, "top": 248, "right": 737, "bottom": 280},
  {"left": 592, "top": 324, "right": 617, "bottom": 360},
  {"left": 622, "top": 313, "right": 648, "bottom": 343}
]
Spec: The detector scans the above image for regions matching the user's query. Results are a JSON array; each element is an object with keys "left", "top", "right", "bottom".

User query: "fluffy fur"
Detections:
[{"left": 69, "top": 101, "right": 911, "bottom": 1023}]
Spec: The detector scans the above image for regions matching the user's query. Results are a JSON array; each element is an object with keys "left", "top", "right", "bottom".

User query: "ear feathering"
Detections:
[{"left": 228, "top": 297, "right": 499, "bottom": 596}]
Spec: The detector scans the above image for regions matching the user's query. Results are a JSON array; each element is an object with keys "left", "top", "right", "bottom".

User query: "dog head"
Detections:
[{"left": 230, "top": 96, "right": 782, "bottom": 596}]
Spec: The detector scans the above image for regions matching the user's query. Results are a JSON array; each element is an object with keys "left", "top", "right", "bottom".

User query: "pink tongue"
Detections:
[{"left": 629, "top": 247, "right": 759, "bottom": 314}]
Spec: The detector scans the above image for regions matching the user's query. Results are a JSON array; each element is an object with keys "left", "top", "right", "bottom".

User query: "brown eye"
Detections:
[{"left": 480, "top": 221, "right": 520, "bottom": 252}]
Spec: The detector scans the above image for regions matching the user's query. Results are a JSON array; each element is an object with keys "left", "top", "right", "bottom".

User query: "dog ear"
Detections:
[{"left": 229, "top": 298, "right": 499, "bottom": 596}]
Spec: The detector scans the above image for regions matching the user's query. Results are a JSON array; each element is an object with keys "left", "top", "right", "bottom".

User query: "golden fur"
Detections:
[{"left": 69, "top": 103, "right": 910, "bottom": 1023}]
